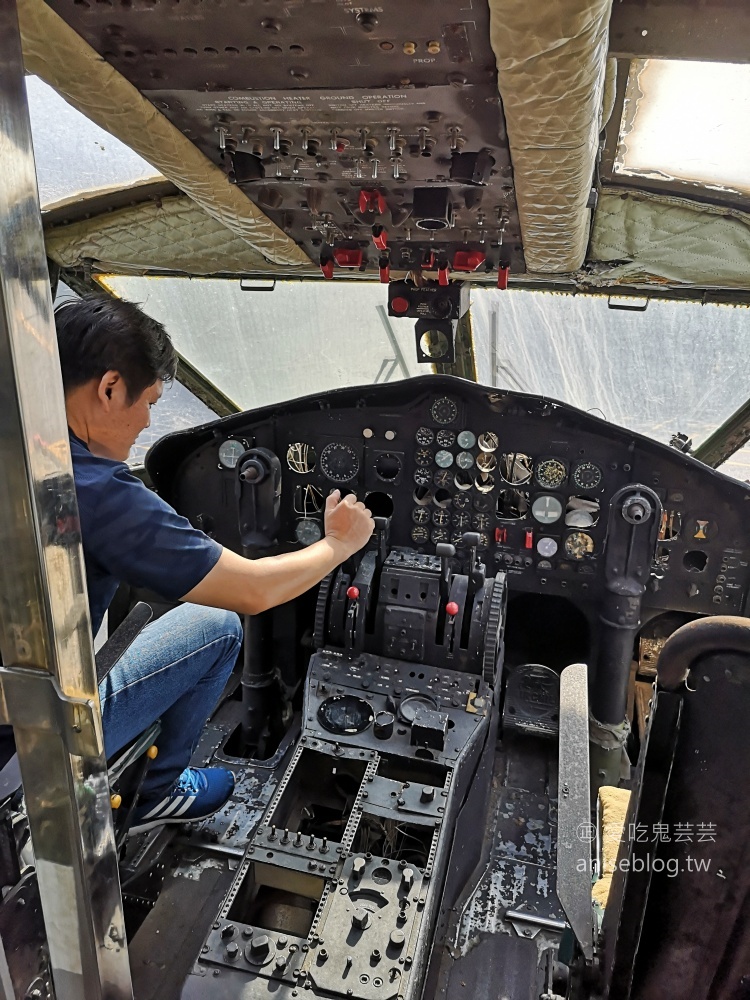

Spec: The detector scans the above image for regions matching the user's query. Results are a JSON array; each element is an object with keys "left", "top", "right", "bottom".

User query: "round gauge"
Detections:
[
  {"left": 573, "top": 462, "right": 603, "bottom": 491},
  {"left": 537, "top": 536, "right": 559, "bottom": 559},
  {"left": 432, "top": 509, "right": 450, "bottom": 527},
  {"left": 295, "top": 519, "right": 322, "bottom": 546},
  {"left": 531, "top": 495, "right": 564, "bottom": 524},
  {"left": 436, "top": 429, "right": 456, "bottom": 448},
  {"left": 476, "top": 452, "right": 497, "bottom": 473},
  {"left": 452, "top": 511, "right": 471, "bottom": 529},
  {"left": 536, "top": 458, "right": 567, "bottom": 490},
  {"left": 431, "top": 397, "right": 458, "bottom": 425},
  {"left": 473, "top": 494, "right": 494, "bottom": 512},
  {"left": 218, "top": 439, "right": 246, "bottom": 469},
  {"left": 475, "top": 473, "right": 495, "bottom": 494},
  {"left": 457, "top": 430, "right": 476, "bottom": 449},
  {"left": 415, "top": 426, "right": 434, "bottom": 446},
  {"left": 375, "top": 453, "right": 402, "bottom": 481},
  {"left": 565, "top": 531, "right": 595, "bottom": 560},
  {"left": 454, "top": 471, "right": 473, "bottom": 491},
  {"left": 399, "top": 693, "right": 437, "bottom": 724},
  {"left": 435, "top": 449, "right": 454, "bottom": 469},
  {"left": 412, "top": 507, "right": 431, "bottom": 525},
  {"left": 477, "top": 532, "right": 490, "bottom": 549},
  {"left": 413, "top": 485, "right": 433, "bottom": 505},
  {"left": 431, "top": 527, "right": 450, "bottom": 544},
  {"left": 433, "top": 469, "right": 453, "bottom": 488},
  {"left": 318, "top": 695, "right": 374, "bottom": 735},
  {"left": 453, "top": 492, "right": 472, "bottom": 510},
  {"left": 320, "top": 442, "right": 360, "bottom": 483},
  {"left": 478, "top": 432, "right": 499, "bottom": 453},
  {"left": 473, "top": 513, "right": 491, "bottom": 531},
  {"left": 456, "top": 451, "right": 474, "bottom": 470},
  {"left": 411, "top": 526, "right": 429, "bottom": 544},
  {"left": 415, "top": 448, "right": 433, "bottom": 467},
  {"left": 414, "top": 468, "right": 432, "bottom": 486},
  {"left": 451, "top": 531, "right": 464, "bottom": 547}
]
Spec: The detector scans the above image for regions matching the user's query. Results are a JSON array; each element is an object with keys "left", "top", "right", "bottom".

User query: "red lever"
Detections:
[
  {"left": 347, "top": 586, "right": 360, "bottom": 600},
  {"left": 497, "top": 264, "right": 510, "bottom": 289},
  {"left": 495, "top": 527, "right": 507, "bottom": 544},
  {"left": 446, "top": 601, "right": 459, "bottom": 617},
  {"left": 333, "top": 247, "right": 364, "bottom": 269},
  {"left": 524, "top": 529, "right": 534, "bottom": 550},
  {"left": 437, "top": 264, "right": 450, "bottom": 287},
  {"left": 453, "top": 250, "right": 486, "bottom": 272},
  {"left": 379, "top": 259, "right": 390, "bottom": 283},
  {"left": 372, "top": 226, "right": 388, "bottom": 251},
  {"left": 358, "top": 189, "right": 387, "bottom": 216},
  {"left": 320, "top": 259, "right": 334, "bottom": 280}
]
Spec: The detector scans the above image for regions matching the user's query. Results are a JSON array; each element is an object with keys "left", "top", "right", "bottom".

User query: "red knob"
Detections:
[
  {"left": 347, "top": 586, "right": 360, "bottom": 600},
  {"left": 391, "top": 296, "right": 410, "bottom": 314},
  {"left": 495, "top": 527, "right": 507, "bottom": 544},
  {"left": 524, "top": 529, "right": 534, "bottom": 550},
  {"left": 497, "top": 264, "right": 510, "bottom": 289},
  {"left": 446, "top": 602, "right": 459, "bottom": 617}
]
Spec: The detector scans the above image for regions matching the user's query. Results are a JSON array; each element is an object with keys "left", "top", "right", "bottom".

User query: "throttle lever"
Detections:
[
  {"left": 372, "top": 516, "right": 390, "bottom": 569},
  {"left": 462, "top": 532, "right": 485, "bottom": 597},
  {"left": 436, "top": 542, "right": 456, "bottom": 606}
]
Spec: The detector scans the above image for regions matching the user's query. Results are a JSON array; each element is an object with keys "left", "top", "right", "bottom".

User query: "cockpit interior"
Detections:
[{"left": 1, "top": 0, "right": 750, "bottom": 998}]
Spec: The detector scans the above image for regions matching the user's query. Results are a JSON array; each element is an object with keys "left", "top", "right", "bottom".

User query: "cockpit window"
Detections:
[
  {"left": 471, "top": 289, "right": 750, "bottom": 451},
  {"left": 129, "top": 379, "right": 216, "bottom": 468},
  {"left": 100, "top": 277, "right": 750, "bottom": 460},
  {"left": 613, "top": 59, "right": 750, "bottom": 198},
  {"left": 98, "top": 277, "right": 423, "bottom": 409},
  {"left": 27, "top": 76, "right": 162, "bottom": 210}
]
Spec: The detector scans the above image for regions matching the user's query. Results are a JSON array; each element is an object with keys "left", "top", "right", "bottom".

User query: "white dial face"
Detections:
[
  {"left": 537, "top": 536, "right": 559, "bottom": 558},
  {"left": 457, "top": 430, "right": 476, "bottom": 449},
  {"left": 218, "top": 439, "right": 246, "bottom": 469},
  {"left": 531, "top": 494, "right": 563, "bottom": 524},
  {"left": 435, "top": 449, "right": 454, "bottom": 469},
  {"left": 456, "top": 451, "right": 474, "bottom": 470}
]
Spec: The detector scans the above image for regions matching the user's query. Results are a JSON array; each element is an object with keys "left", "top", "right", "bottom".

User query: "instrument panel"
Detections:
[{"left": 148, "top": 375, "right": 750, "bottom": 620}]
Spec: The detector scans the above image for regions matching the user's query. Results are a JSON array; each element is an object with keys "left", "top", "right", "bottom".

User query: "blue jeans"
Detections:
[{"left": 99, "top": 603, "right": 242, "bottom": 801}]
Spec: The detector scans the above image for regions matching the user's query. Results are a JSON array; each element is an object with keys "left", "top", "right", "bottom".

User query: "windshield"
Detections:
[
  {"left": 99, "top": 277, "right": 423, "bottom": 409},
  {"left": 99, "top": 276, "right": 750, "bottom": 469}
]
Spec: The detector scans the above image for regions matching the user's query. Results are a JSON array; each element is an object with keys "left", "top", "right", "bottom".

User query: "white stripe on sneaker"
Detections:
[
  {"left": 141, "top": 794, "right": 173, "bottom": 820},
  {"left": 173, "top": 796, "right": 198, "bottom": 817}
]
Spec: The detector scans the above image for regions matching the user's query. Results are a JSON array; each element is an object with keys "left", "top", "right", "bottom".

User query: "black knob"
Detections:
[{"left": 374, "top": 711, "right": 395, "bottom": 740}]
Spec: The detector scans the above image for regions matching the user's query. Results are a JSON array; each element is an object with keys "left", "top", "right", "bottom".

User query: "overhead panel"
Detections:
[{"left": 43, "top": 0, "right": 524, "bottom": 283}]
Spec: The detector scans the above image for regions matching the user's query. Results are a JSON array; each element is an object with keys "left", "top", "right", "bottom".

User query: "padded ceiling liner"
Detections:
[
  {"left": 489, "top": 0, "right": 613, "bottom": 273},
  {"left": 43, "top": 194, "right": 319, "bottom": 277},
  {"left": 588, "top": 188, "right": 750, "bottom": 289},
  {"left": 18, "top": 0, "right": 309, "bottom": 269}
]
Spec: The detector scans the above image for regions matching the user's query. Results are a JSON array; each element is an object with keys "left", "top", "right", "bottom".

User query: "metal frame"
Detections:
[{"left": 0, "top": 3, "right": 132, "bottom": 997}]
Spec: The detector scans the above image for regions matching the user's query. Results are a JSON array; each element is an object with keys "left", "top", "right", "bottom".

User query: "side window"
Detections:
[{"left": 128, "top": 379, "right": 216, "bottom": 467}]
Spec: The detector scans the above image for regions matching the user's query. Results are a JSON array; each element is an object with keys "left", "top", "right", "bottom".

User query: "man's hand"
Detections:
[
  {"left": 182, "top": 490, "right": 375, "bottom": 616},
  {"left": 324, "top": 490, "right": 374, "bottom": 557}
]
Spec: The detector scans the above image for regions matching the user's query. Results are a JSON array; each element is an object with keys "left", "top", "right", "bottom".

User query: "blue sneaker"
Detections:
[{"left": 130, "top": 767, "right": 235, "bottom": 834}]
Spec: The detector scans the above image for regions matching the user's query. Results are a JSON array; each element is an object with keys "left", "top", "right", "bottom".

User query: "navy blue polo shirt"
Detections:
[{"left": 69, "top": 431, "right": 222, "bottom": 634}]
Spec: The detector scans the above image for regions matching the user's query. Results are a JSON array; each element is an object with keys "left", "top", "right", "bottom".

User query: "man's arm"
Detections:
[{"left": 181, "top": 490, "right": 373, "bottom": 615}]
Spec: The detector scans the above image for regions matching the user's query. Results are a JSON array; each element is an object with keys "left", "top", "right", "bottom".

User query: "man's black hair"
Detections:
[{"left": 54, "top": 294, "right": 177, "bottom": 402}]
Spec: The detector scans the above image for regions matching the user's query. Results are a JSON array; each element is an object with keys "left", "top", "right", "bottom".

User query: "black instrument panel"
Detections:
[{"left": 147, "top": 375, "right": 750, "bottom": 619}]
